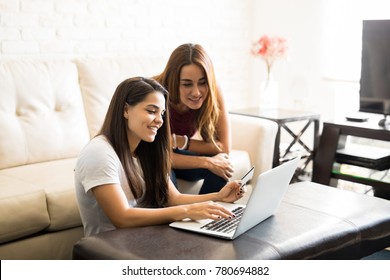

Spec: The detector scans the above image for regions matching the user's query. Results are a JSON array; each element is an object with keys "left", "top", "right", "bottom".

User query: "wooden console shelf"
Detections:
[{"left": 312, "top": 116, "right": 390, "bottom": 199}]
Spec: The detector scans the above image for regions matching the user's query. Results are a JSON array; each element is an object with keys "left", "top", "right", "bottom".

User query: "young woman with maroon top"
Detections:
[{"left": 154, "top": 43, "right": 233, "bottom": 194}]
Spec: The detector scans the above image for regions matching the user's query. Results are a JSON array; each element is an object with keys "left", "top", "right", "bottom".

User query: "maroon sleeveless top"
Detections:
[{"left": 169, "top": 104, "right": 198, "bottom": 137}]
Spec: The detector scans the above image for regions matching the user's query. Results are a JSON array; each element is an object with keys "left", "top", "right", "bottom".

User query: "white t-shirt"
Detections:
[{"left": 74, "top": 135, "right": 138, "bottom": 237}]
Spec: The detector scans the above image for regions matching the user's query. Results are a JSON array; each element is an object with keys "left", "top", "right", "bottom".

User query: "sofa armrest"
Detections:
[{"left": 229, "top": 113, "right": 278, "bottom": 182}]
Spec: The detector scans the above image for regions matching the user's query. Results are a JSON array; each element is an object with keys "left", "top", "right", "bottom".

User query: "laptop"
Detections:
[{"left": 169, "top": 156, "right": 300, "bottom": 240}]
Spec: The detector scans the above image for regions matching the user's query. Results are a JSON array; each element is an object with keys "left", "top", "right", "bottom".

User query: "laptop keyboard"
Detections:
[{"left": 200, "top": 206, "right": 245, "bottom": 234}]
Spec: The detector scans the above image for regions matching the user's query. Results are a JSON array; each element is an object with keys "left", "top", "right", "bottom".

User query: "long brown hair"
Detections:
[
  {"left": 154, "top": 43, "right": 220, "bottom": 145},
  {"left": 98, "top": 77, "right": 171, "bottom": 208}
]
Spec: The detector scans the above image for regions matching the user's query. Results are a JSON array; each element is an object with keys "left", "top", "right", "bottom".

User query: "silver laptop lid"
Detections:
[{"left": 233, "top": 157, "right": 300, "bottom": 238}]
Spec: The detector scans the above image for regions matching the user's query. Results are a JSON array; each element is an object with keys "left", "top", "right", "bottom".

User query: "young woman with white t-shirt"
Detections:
[{"left": 74, "top": 77, "right": 246, "bottom": 237}]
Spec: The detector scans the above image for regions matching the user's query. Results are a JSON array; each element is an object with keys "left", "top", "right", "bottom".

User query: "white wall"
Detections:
[
  {"left": 250, "top": 0, "right": 390, "bottom": 121},
  {"left": 0, "top": 0, "right": 254, "bottom": 109},
  {"left": 251, "top": 0, "right": 324, "bottom": 113},
  {"left": 1, "top": 0, "right": 390, "bottom": 121}
]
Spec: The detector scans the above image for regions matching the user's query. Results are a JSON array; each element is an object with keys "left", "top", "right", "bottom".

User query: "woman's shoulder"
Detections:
[
  {"left": 77, "top": 136, "right": 118, "bottom": 166},
  {"left": 82, "top": 135, "right": 113, "bottom": 153}
]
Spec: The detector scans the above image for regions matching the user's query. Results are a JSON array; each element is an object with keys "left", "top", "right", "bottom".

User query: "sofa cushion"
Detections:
[
  {"left": 0, "top": 175, "right": 50, "bottom": 243},
  {"left": 229, "top": 150, "right": 252, "bottom": 180},
  {"left": 230, "top": 114, "right": 278, "bottom": 181},
  {"left": 0, "top": 60, "right": 90, "bottom": 170},
  {"left": 0, "top": 158, "right": 81, "bottom": 235},
  {"left": 75, "top": 57, "right": 166, "bottom": 138}
]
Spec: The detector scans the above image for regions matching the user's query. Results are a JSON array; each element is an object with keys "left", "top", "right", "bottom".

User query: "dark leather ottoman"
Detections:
[{"left": 72, "top": 182, "right": 390, "bottom": 260}]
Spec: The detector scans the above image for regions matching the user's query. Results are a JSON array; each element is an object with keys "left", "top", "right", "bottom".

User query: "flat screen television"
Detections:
[{"left": 359, "top": 19, "right": 390, "bottom": 127}]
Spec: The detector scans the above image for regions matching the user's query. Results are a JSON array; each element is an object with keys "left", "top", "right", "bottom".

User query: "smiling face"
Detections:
[
  {"left": 124, "top": 91, "right": 166, "bottom": 153},
  {"left": 177, "top": 64, "right": 209, "bottom": 111}
]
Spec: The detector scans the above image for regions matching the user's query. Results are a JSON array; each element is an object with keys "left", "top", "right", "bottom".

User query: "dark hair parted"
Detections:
[
  {"left": 98, "top": 77, "right": 171, "bottom": 208},
  {"left": 154, "top": 43, "right": 220, "bottom": 145}
]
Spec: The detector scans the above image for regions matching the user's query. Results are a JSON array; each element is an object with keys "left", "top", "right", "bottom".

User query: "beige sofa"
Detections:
[{"left": 0, "top": 57, "right": 278, "bottom": 260}]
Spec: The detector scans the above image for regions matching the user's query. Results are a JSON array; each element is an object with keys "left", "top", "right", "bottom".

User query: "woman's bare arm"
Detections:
[{"left": 91, "top": 181, "right": 239, "bottom": 228}]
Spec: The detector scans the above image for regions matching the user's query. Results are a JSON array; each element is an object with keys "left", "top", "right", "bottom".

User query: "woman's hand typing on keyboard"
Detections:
[
  {"left": 183, "top": 180, "right": 246, "bottom": 221},
  {"left": 167, "top": 180, "right": 246, "bottom": 222},
  {"left": 185, "top": 201, "right": 235, "bottom": 221}
]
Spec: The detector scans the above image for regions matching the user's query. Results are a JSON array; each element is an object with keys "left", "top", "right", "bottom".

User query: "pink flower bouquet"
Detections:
[{"left": 252, "top": 35, "right": 288, "bottom": 78}]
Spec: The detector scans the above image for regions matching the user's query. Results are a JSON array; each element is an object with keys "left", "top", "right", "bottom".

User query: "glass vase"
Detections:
[{"left": 259, "top": 72, "right": 279, "bottom": 110}]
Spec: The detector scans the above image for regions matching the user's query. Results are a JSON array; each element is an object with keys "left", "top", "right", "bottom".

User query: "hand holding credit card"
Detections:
[{"left": 240, "top": 166, "right": 255, "bottom": 186}]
